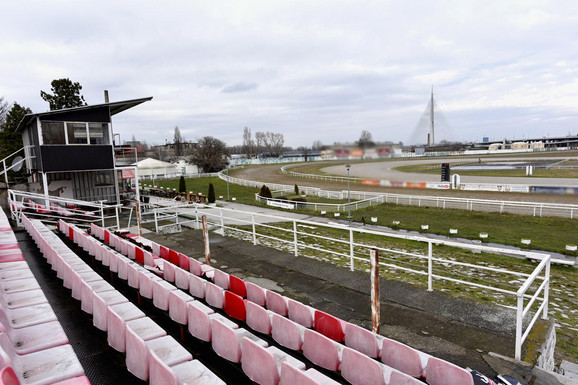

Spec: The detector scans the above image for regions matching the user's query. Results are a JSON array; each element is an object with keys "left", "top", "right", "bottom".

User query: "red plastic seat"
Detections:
[
  {"left": 168, "top": 249, "right": 179, "bottom": 265},
  {"left": 224, "top": 291, "right": 246, "bottom": 321},
  {"left": 314, "top": 310, "right": 346, "bottom": 342},
  {"left": 135, "top": 247, "right": 145, "bottom": 264},
  {"left": 159, "top": 245, "right": 169, "bottom": 260},
  {"left": 177, "top": 253, "right": 190, "bottom": 270},
  {"left": 229, "top": 275, "right": 247, "bottom": 297}
]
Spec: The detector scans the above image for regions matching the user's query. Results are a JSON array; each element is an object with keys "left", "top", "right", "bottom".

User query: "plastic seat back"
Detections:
[
  {"left": 241, "top": 338, "right": 279, "bottom": 385},
  {"left": 224, "top": 291, "right": 246, "bottom": 321},
  {"left": 229, "top": 275, "right": 247, "bottom": 297},
  {"left": 381, "top": 338, "right": 428, "bottom": 378},
  {"left": 314, "top": 310, "right": 346, "bottom": 342},
  {"left": 272, "top": 313, "right": 304, "bottom": 351},
  {"left": 245, "top": 281, "right": 266, "bottom": 306},
  {"left": 0, "top": 367, "right": 20, "bottom": 385},
  {"left": 265, "top": 290, "right": 288, "bottom": 316},
  {"left": 246, "top": 301, "right": 272, "bottom": 335},
  {"left": 302, "top": 329, "right": 342, "bottom": 371},
  {"left": 287, "top": 298, "right": 314, "bottom": 328},
  {"left": 345, "top": 322, "right": 381, "bottom": 358},
  {"left": 341, "top": 347, "right": 386, "bottom": 385},
  {"left": 425, "top": 357, "right": 474, "bottom": 385}
]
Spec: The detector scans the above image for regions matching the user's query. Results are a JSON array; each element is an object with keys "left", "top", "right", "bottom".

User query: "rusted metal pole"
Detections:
[
  {"left": 135, "top": 199, "right": 142, "bottom": 236},
  {"left": 370, "top": 248, "right": 380, "bottom": 334},
  {"left": 202, "top": 215, "right": 211, "bottom": 266}
]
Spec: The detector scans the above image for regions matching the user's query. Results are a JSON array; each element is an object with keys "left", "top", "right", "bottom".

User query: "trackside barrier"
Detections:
[
  {"left": 219, "top": 170, "right": 578, "bottom": 218},
  {"left": 143, "top": 202, "right": 551, "bottom": 359}
]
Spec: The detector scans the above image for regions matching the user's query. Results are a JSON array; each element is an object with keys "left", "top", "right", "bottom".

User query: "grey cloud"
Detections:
[{"left": 221, "top": 82, "right": 259, "bottom": 93}]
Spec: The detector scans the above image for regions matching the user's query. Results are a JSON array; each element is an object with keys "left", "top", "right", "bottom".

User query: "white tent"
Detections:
[{"left": 133, "top": 158, "right": 178, "bottom": 180}]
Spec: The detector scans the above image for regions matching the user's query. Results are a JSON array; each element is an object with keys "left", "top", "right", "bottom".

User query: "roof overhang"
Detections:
[{"left": 16, "top": 96, "right": 153, "bottom": 132}]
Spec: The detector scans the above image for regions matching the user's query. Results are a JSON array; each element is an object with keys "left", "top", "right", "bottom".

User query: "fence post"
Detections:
[
  {"left": 100, "top": 202, "right": 105, "bottom": 227},
  {"left": 349, "top": 229, "right": 354, "bottom": 271},
  {"left": 154, "top": 209, "right": 158, "bottom": 233},
  {"left": 202, "top": 215, "right": 211, "bottom": 266},
  {"left": 428, "top": 242, "right": 433, "bottom": 291},
  {"left": 252, "top": 214, "right": 257, "bottom": 245},
  {"left": 543, "top": 259, "right": 550, "bottom": 320},
  {"left": 370, "top": 249, "right": 380, "bottom": 334},
  {"left": 293, "top": 220, "right": 298, "bottom": 256},
  {"left": 515, "top": 292, "right": 524, "bottom": 361},
  {"left": 540, "top": 204, "right": 543, "bottom": 217},
  {"left": 195, "top": 206, "right": 199, "bottom": 229},
  {"left": 115, "top": 206, "right": 120, "bottom": 230}
]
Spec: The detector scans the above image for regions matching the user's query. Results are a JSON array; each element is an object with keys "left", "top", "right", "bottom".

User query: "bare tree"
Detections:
[
  {"left": 255, "top": 132, "right": 265, "bottom": 156},
  {"left": 173, "top": 126, "right": 183, "bottom": 156},
  {"left": 357, "top": 130, "right": 375, "bottom": 148},
  {"left": 242, "top": 127, "right": 255, "bottom": 158},
  {"left": 0, "top": 97, "right": 8, "bottom": 130},
  {"left": 256, "top": 131, "right": 284, "bottom": 157},
  {"left": 189, "top": 136, "right": 229, "bottom": 172},
  {"left": 312, "top": 140, "right": 323, "bottom": 150}
]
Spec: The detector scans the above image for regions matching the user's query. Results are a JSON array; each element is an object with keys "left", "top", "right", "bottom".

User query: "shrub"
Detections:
[
  {"left": 260, "top": 184, "right": 272, "bottom": 199},
  {"left": 208, "top": 183, "right": 216, "bottom": 203},
  {"left": 178, "top": 176, "right": 186, "bottom": 193},
  {"left": 294, "top": 184, "right": 299, "bottom": 195}
]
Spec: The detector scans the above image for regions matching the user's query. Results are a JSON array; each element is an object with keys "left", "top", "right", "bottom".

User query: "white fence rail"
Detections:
[
  {"left": 143, "top": 202, "right": 550, "bottom": 359},
  {"left": 223, "top": 169, "right": 578, "bottom": 218}
]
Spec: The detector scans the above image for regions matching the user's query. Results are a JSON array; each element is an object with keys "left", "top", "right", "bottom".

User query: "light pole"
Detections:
[
  {"left": 345, "top": 164, "right": 351, "bottom": 221},
  {"left": 226, "top": 167, "right": 230, "bottom": 200}
]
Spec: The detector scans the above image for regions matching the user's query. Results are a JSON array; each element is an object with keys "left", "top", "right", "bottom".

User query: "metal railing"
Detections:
[
  {"left": 7, "top": 189, "right": 123, "bottom": 229},
  {"left": 0, "top": 146, "right": 35, "bottom": 184},
  {"left": 143, "top": 201, "right": 550, "bottom": 359}
]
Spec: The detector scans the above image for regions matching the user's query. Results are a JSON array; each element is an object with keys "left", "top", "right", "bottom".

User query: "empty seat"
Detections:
[
  {"left": 245, "top": 300, "right": 273, "bottom": 335},
  {"left": 163, "top": 261, "right": 176, "bottom": 282},
  {"left": 345, "top": 322, "right": 382, "bottom": 359},
  {"left": 302, "top": 329, "right": 343, "bottom": 371},
  {"left": 168, "top": 290, "right": 194, "bottom": 325},
  {"left": 341, "top": 347, "right": 387, "bottom": 385},
  {"left": 125, "top": 317, "right": 167, "bottom": 380},
  {"left": 152, "top": 279, "right": 177, "bottom": 311},
  {"left": 314, "top": 310, "right": 346, "bottom": 342},
  {"left": 189, "top": 258, "right": 213, "bottom": 277},
  {"left": 2, "top": 320, "right": 69, "bottom": 355},
  {"left": 135, "top": 247, "right": 145, "bottom": 264},
  {"left": 0, "top": 277, "right": 40, "bottom": 294},
  {"left": 159, "top": 246, "right": 169, "bottom": 260},
  {"left": 174, "top": 266, "right": 189, "bottom": 290},
  {"left": 147, "top": 335, "right": 193, "bottom": 385},
  {"left": 139, "top": 272, "right": 163, "bottom": 300},
  {"left": 79, "top": 279, "right": 115, "bottom": 314},
  {"left": 229, "top": 275, "right": 247, "bottom": 297},
  {"left": 381, "top": 338, "right": 429, "bottom": 378},
  {"left": 241, "top": 337, "right": 305, "bottom": 385},
  {"left": 212, "top": 268, "right": 229, "bottom": 290},
  {"left": 0, "top": 269, "right": 34, "bottom": 282},
  {"left": 170, "top": 360, "right": 226, "bottom": 385},
  {"left": 280, "top": 362, "right": 341, "bottom": 385},
  {"left": 265, "top": 290, "right": 288, "bottom": 316},
  {"left": 0, "top": 289, "right": 48, "bottom": 310},
  {"left": 287, "top": 298, "right": 315, "bottom": 328},
  {"left": 272, "top": 313, "right": 305, "bottom": 351},
  {"left": 0, "top": 304, "right": 57, "bottom": 329},
  {"left": 0, "top": 333, "right": 85, "bottom": 385},
  {"left": 187, "top": 301, "right": 215, "bottom": 342},
  {"left": 92, "top": 290, "right": 129, "bottom": 331},
  {"left": 211, "top": 318, "right": 266, "bottom": 363},
  {"left": 205, "top": 282, "right": 225, "bottom": 309},
  {"left": 177, "top": 253, "right": 190, "bottom": 271},
  {"left": 425, "top": 357, "right": 474, "bottom": 385},
  {"left": 107, "top": 302, "right": 146, "bottom": 352},
  {"left": 168, "top": 249, "right": 180, "bottom": 265},
  {"left": 188, "top": 274, "right": 206, "bottom": 299},
  {"left": 224, "top": 291, "right": 247, "bottom": 321}
]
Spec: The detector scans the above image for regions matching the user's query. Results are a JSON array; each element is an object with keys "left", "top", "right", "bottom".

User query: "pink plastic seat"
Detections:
[
  {"left": 280, "top": 362, "right": 341, "bottom": 385},
  {"left": 425, "top": 357, "right": 474, "bottom": 385},
  {"left": 174, "top": 266, "right": 189, "bottom": 290},
  {"left": 71, "top": 271, "right": 102, "bottom": 300},
  {"left": 211, "top": 319, "right": 265, "bottom": 363},
  {"left": 143, "top": 250, "right": 160, "bottom": 268},
  {"left": 0, "top": 333, "right": 85, "bottom": 385},
  {"left": 272, "top": 313, "right": 305, "bottom": 351},
  {"left": 314, "top": 310, "right": 346, "bottom": 342},
  {"left": 241, "top": 337, "right": 305, "bottom": 385},
  {"left": 147, "top": 335, "right": 193, "bottom": 385},
  {"left": 3, "top": 320, "right": 69, "bottom": 355},
  {"left": 0, "top": 304, "right": 57, "bottom": 329},
  {"left": 0, "top": 277, "right": 40, "bottom": 294},
  {"left": 205, "top": 282, "right": 225, "bottom": 309},
  {"left": 152, "top": 279, "right": 177, "bottom": 311},
  {"left": 52, "top": 376, "right": 92, "bottom": 385},
  {"left": 0, "top": 289, "right": 48, "bottom": 310},
  {"left": 287, "top": 298, "right": 315, "bottom": 328},
  {"left": 171, "top": 360, "right": 226, "bottom": 385},
  {"left": 188, "top": 274, "right": 206, "bottom": 299},
  {"left": 0, "top": 269, "right": 34, "bottom": 282},
  {"left": 107, "top": 302, "right": 146, "bottom": 352},
  {"left": 125, "top": 317, "right": 167, "bottom": 380},
  {"left": 229, "top": 275, "right": 247, "bottom": 297},
  {"left": 265, "top": 290, "right": 288, "bottom": 316},
  {"left": 163, "top": 261, "right": 176, "bottom": 282},
  {"left": 212, "top": 268, "right": 229, "bottom": 289},
  {"left": 302, "top": 329, "right": 343, "bottom": 371},
  {"left": 345, "top": 322, "right": 382, "bottom": 359},
  {"left": 246, "top": 300, "right": 273, "bottom": 335},
  {"left": 0, "top": 261, "right": 28, "bottom": 273},
  {"left": 79, "top": 279, "right": 115, "bottom": 314},
  {"left": 187, "top": 301, "right": 215, "bottom": 342},
  {"left": 139, "top": 271, "right": 162, "bottom": 299},
  {"left": 92, "top": 291, "right": 129, "bottom": 331},
  {"left": 341, "top": 347, "right": 387, "bottom": 385},
  {"left": 224, "top": 291, "right": 247, "bottom": 321},
  {"left": 381, "top": 338, "right": 429, "bottom": 378},
  {"left": 168, "top": 290, "right": 194, "bottom": 325}
]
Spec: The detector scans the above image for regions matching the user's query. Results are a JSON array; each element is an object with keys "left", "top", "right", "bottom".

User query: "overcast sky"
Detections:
[{"left": 2, "top": 1, "right": 578, "bottom": 147}]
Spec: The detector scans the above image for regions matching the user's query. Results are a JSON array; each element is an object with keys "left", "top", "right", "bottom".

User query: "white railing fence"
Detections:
[{"left": 143, "top": 202, "right": 550, "bottom": 359}]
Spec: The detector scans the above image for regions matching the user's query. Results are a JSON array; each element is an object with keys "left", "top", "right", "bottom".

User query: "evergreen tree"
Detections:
[
  {"left": 40, "top": 78, "right": 86, "bottom": 110},
  {"left": 0, "top": 102, "right": 32, "bottom": 159},
  {"left": 294, "top": 184, "right": 299, "bottom": 195},
  {"left": 178, "top": 176, "right": 186, "bottom": 193},
  {"left": 208, "top": 183, "right": 216, "bottom": 203}
]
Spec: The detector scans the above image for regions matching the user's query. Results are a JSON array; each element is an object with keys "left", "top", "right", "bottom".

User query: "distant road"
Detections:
[{"left": 321, "top": 157, "right": 578, "bottom": 187}]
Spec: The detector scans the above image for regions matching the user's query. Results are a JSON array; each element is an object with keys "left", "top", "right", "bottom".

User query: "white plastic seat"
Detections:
[
  {"left": 3, "top": 320, "right": 69, "bottom": 355},
  {"left": 92, "top": 290, "right": 129, "bottom": 331},
  {"left": 205, "top": 282, "right": 225, "bottom": 309},
  {"left": 125, "top": 317, "right": 167, "bottom": 380},
  {"left": 187, "top": 301, "right": 215, "bottom": 342},
  {"left": 246, "top": 301, "right": 273, "bottom": 335},
  {"left": 246, "top": 281, "right": 267, "bottom": 306},
  {"left": 147, "top": 335, "right": 193, "bottom": 385},
  {"left": 168, "top": 290, "right": 194, "bottom": 325},
  {"left": 272, "top": 313, "right": 305, "bottom": 351},
  {"left": 425, "top": 357, "right": 474, "bottom": 385},
  {"left": 0, "top": 289, "right": 48, "bottom": 310},
  {"left": 0, "top": 333, "right": 85, "bottom": 385},
  {"left": 280, "top": 362, "right": 341, "bottom": 385},
  {"left": 188, "top": 274, "right": 206, "bottom": 299},
  {"left": 302, "top": 329, "right": 344, "bottom": 372},
  {"left": 152, "top": 279, "right": 177, "bottom": 311},
  {"left": 170, "top": 360, "right": 226, "bottom": 385},
  {"left": 79, "top": 279, "right": 115, "bottom": 314},
  {"left": 0, "top": 261, "right": 28, "bottom": 272},
  {"left": 163, "top": 261, "right": 176, "bottom": 282},
  {"left": 287, "top": 298, "right": 315, "bottom": 328},
  {"left": 0, "top": 304, "right": 57, "bottom": 330},
  {"left": 0, "top": 278, "right": 41, "bottom": 294},
  {"left": 138, "top": 271, "right": 162, "bottom": 300},
  {"left": 212, "top": 268, "right": 229, "bottom": 289},
  {"left": 107, "top": 302, "right": 146, "bottom": 352},
  {"left": 211, "top": 318, "right": 266, "bottom": 363},
  {"left": 70, "top": 271, "right": 102, "bottom": 300},
  {"left": 345, "top": 322, "right": 383, "bottom": 359},
  {"left": 0, "top": 269, "right": 34, "bottom": 282},
  {"left": 241, "top": 337, "right": 305, "bottom": 385},
  {"left": 174, "top": 266, "right": 189, "bottom": 290}
]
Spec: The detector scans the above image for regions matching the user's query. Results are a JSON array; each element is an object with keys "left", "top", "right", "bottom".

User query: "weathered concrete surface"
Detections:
[{"left": 144, "top": 226, "right": 521, "bottom": 376}]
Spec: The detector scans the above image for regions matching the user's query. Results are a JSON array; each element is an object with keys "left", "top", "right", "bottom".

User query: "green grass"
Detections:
[{"left": 394, "top": 163, "right": 578, "bottom": 178}]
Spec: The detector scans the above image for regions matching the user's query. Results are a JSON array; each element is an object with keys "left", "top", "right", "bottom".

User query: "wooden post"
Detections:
[
  {"left": 202, "top": 215, "right": 211, "bottom": 266},
  {"left": 370, "top": 249, "right": 380, "bottom": 334}
]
